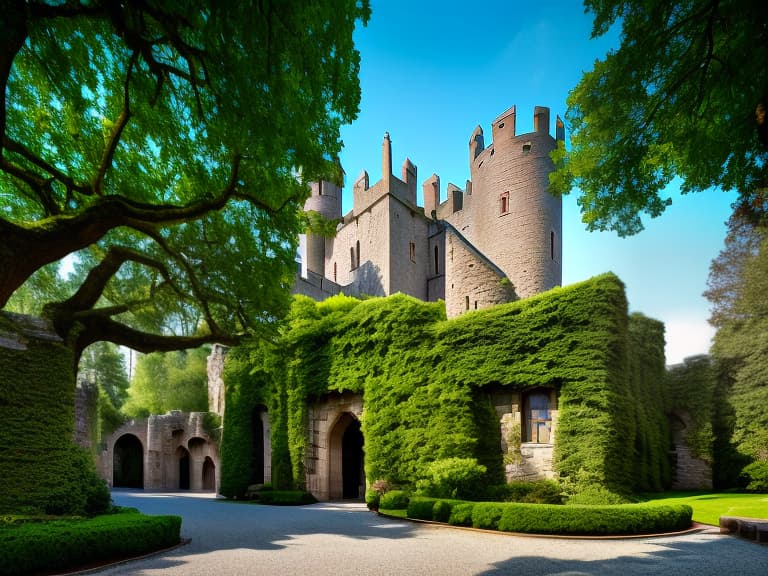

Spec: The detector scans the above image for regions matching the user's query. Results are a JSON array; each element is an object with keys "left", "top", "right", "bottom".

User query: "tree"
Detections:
[
  {"left": 122, "top": 347, "right": 209, "bottom": 418},
  {"left": 0, "top": 1, "right": 370, "bottom": 361},
  {"left": 551, "top": 0, "right": 768, "bottom": 236},
  {"left": 79, "top": 341, "right": 130, "bottom": 409},
  {"left": 705, "top": 214, "right": 768, "bottom": 464}
]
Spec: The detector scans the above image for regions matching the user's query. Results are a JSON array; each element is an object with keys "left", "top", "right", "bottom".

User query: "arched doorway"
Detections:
[
  {"left": 177, "top": 446, "right": 190, "bottom": 490},
  {"left": 113, "top": 434, "right": 144, "bottom": 488},
  {"left": 203, "top": 456, "right": 216, "bottom": 491},
  {"left": 329, "top": 413, "right": 364, "bottom": 500}
]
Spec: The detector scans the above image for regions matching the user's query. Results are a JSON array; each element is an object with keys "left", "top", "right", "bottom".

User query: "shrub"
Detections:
[
  {"left": 741, "top": 461, "right": 768, "bottom": 491},
  {"left": 448, "top": 502, "right": 475, "bottom": 526},
  {"left": 471, "top": 502, "right": 505, "bottom": 530},
  {"left": 406, "top": 497, "right": 437, "bottom": 520},
  {"left": 416, "top": 458, "right": 487, "bottom": 500},
  {"left": 496, "top": 503, "right": 692, "bottom": 535},
  {"left": 487, "top": 481, "right": 564, "bottom": 504},
  {"left": 0, "top": 509, "right": 181, "bottom": 575},
  {"left": 365, "top": 490, "right": 380, "bottom": 510},
  {"left": 380, "top": 490, "right": 410, "bottom": 510},
  {"left": 40, "top": 445, "right": 112, "bottom": 516},
  {"left": 432, "top": 500, "right": 453, "bottom": 523},
  {"left": 565, "top": 485, "right": 631, "bottom": 505}
]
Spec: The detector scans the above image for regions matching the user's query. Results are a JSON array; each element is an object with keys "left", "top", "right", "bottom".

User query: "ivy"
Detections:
[{"left": 222, "top": 273, "right": 670, "bottom": 497}]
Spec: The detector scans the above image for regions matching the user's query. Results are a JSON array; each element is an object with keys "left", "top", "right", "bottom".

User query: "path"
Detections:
[{"left": 90, "top": 490, "right": 767, "bottom": 575}]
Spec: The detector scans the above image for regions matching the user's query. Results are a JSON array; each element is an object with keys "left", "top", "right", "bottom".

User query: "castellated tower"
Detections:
[
  {"left": 293, "top": 105, "right": 564, "bottom": 319},
  {"left": 434, "top": 105, "right": 563, "bottom": 316}
]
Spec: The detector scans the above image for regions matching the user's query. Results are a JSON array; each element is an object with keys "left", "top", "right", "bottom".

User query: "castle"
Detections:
[{"left": 294, "top": 105, "right": 565, "bottom": 316}]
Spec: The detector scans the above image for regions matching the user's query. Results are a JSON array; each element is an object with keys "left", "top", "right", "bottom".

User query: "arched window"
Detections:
[{"left": 523, "top": 390, "right": 552, "bottom": 443}]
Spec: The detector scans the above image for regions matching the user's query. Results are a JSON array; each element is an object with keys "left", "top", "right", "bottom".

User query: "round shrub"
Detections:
[
  {"left": 741, "top": 460, "right": 768, "bottom": 491},
  {"left": 565, "top": 485, "right": 630, "bottom": 506},
  {"left": 416, "top": 458, "right": 486, "bottom": 500},
  {"left": 380, "top": 490, "right": 410, "bottom": 510}
]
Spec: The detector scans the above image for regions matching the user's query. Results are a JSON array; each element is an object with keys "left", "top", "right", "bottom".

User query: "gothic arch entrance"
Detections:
[
  {"left": 202, "top": 456, "right": 216, "bottom": 491},
  {"left": 328, "top": 413, "right": 364, "bottom": 500},
  {"left": 113, "top": 434, "right": 143, "bottom": 488}
]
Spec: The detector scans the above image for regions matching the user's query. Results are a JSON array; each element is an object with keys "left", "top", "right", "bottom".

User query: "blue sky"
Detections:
[{"left": 335, "top": 0, "right": 736, "bottom": 364}]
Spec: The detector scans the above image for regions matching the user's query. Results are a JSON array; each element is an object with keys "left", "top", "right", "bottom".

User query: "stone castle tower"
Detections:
[{"left": 294, "top": 105, "right": 564, "bottom": 317}]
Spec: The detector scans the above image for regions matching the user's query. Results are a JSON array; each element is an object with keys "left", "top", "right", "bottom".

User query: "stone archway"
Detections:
[
  {"left": 203, "top": 456, "right": 216, "bottom": 491},
  {"left": 177, "top": 446, "right": 190, "bottom": 490},
  {"left": 113, "top": 434, "right": 144, "bottom": 488},
  {"left": 328, "top": 412, "right": 364, "bottom": 500}
]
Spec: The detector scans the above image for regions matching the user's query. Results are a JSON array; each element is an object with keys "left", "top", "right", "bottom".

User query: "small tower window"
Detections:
[
  {"left": 434, "top": 246, "right": 439, "bottom": 275},
  {"left": 550, "top": 231, "right": 555, "bottom": 260},
  {"left": 409, "top": 241, "right": 416, "bottom": 263},
  {"left": 465, "top": 296, "right": 470, "bottom": 311},
  {"left": 333, "top": 262, "right": 337, "bottom": 282},
  {"left": 318, "top": 181, "right": 323, "bottom": 196},
  {"left": 356, "top": 240, "right": 360, "bottom": 268},
  {"left": 350, "top": 247, "right": 356, "bottom": 271},
  {"left": 522, "top": 142, "right": 532, "bottom": 154},
  {"left": 500, "top": 192, "right": 509, "bottom": 215}
]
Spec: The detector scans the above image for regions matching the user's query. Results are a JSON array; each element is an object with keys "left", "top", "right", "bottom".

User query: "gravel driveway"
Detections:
[{"left": 89, "top": 490, "right": 767, "bottom": 576}]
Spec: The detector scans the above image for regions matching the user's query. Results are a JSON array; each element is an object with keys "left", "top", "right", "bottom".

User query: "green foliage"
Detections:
[
  {"left": 487, "top": 481, "right": 564, "bottom": 504},
  {"left": 224, "top": 273, "right": 668, "bottom": 497},
  {"left": 565, "top": 485, "right": 632, "bottom": 506},
  {"left": 741, "top": 461, "right": 768, "bottom": 492},
  {"left": 122, "top": 347, "right": 210, "bottom": 417},
  {"left": 0, "top": 317, "right": 109, "bottom": 515},
  {"left": 471, "top": 503, "right": 506, "bottom": 530},
  {"left": 552, "top": 0, "right": 768, "bottom": 235},
  {"left": 448, "top": 502, "right": 476, "bottom": 527},
  {"left": 708, "top": 221, "right": 768, "bottom": 470},
  {"left": 0, "top": 509, "right": 181, "bottom": 576},
  {"left": 1, "top": 1, "right": 371, "bottom": 357},
  {"left": 415, "top": 458, "right": 487, "bottom": 500},
  {"left": 405, "top": 497, "right": 438, "bottom": 521},
  {"left": 365, "top": 490, "right": 381, "bottom": 510},
  {"left": 497, "top": 503, "right": 692, "bottom": 535},
  {"left": 379, "top": 490, "right": 410, "bottom": 510},
  {"left": 666, "top": 356, "right": 717, "bottom": 463}
]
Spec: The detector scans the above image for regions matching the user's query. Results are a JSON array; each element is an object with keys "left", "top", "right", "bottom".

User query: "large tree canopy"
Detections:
[
  {"left": 0, "top": 0, "right": 370, "bottom": 359},
  {"left": 551, "top": 0, "right": 768, "bottom": 236}
]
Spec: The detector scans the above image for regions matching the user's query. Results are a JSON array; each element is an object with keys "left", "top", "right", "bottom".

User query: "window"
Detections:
[
  {"left": 318, "top": 181, "right": 323, "bottom": 196},
  {"left": 500, "top": 192, "right": 509, "bottom": 215},
  {"left": 550, "top": 231, "right": 555, "bottom": 260},
  {"left": 409, "top": 241, "right": 416, "bottom": 262},
  {"left": 356, "top": 240, "right": 360, "bottom": 268},
  {"left": 434, "top": 246, "right": 439, "bottom": 275},
  {"left": 522, "top": 142, "right": 532, "bottom": 154},
  {"left": 333, "top": 262, "right": 337, "bottom": 282},
  {"left": 351, "top": 241, "right": 361, "bottom": 270},
  {"left": 523, "top": 390, "right": 552, "bottom": 443},
  {"left": 465, "top": 296, "right": 470, "bottom": 310}
]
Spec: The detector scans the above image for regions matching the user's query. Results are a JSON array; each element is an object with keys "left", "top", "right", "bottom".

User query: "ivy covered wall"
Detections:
[
  {"left": 0, "top": 313, "right": 107, "bottom": 515},
  {"left": 221, "top": 273, "right": 671, "bottom": 497}
]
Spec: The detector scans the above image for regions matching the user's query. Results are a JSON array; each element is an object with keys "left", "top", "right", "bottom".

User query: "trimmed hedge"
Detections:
[
  {"left": 379, "top": 490, "right": 410, "bottom": 510},
  {"left": 404, "top": 497, "right": 692, "bottom": 536},
  {"left": 0, "top": 509, "right": 181, "bottom": 575}
]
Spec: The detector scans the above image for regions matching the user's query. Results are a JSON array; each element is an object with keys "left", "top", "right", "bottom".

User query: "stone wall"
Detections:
[
  {"left": 670, "top": 410, "right": 713, "bottom": 489},
  {"left": 206, "top": 344, "right": 228, "bottom": 416},
  {"left": 73, "top": 377, "right": 98, "bottom": 451},
  {"left": 305, "top": 392, "right": 364, "bottom": 501}
]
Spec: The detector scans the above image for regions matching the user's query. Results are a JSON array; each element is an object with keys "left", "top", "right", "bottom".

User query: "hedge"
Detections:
[
  {"left": 404, "top": 497, "right": 692, "bottom": 536},
  {"left": 0, "top": 509, "right": 182, "bottom": 575},
  {"left": 223, "top": 273, "right": 670, "bottom": 496}
]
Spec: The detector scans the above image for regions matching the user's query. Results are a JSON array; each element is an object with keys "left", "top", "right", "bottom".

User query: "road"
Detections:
[{"left": 90, "top": 490, "right": 767, "bottom": 576}]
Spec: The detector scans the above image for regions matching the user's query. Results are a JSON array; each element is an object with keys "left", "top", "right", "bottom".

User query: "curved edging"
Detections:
[
  {"left": 377, "top": 511, "right": 714, "bottom": 540},
  {"left": 53, "top": 538, "right": 191, "bottom": 576}
]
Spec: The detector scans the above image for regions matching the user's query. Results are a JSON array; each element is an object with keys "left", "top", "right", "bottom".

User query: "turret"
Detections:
[
  {"left": 422, "top": 174, "right": 440, "bottom": 219},
  {"left": 303, "top": 180, "right": 342, "bottom": 276}
]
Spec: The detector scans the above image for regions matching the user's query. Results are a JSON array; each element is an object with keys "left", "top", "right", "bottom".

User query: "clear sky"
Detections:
[{"left": 335, "top": 0, "right": 736, "bottom": 364}]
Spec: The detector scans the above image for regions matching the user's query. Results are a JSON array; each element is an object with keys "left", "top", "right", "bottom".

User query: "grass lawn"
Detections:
[{"left": 641, "top": 492, "right": 768, "bottom": 526}]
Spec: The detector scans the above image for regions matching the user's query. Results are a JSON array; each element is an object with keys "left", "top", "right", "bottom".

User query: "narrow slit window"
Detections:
[
  {"left": 409, "top": 241, "right": 416, "bottom": 262},
  {"left": 500, "top": 192, "right": 509, "bottom": 215},
  {"left": 550, "top": 231, "right": 555, "bottom": 260},
  {"left": 356, "top": 240, "right": 361, "bottom": 268},
  {"left": 465, "top": 296, "right": 470, "bottom": 310},
  {"left": 350, "top": 246, "right": 355, "bottom": 270},
  {"left": 333, "top": 262, "right": 337, "bottom": 282},
  {"left": 434, "top": 246, "right": 439, "bottom": 275}
]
